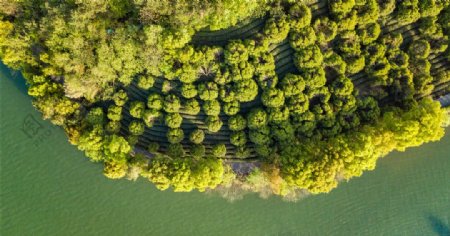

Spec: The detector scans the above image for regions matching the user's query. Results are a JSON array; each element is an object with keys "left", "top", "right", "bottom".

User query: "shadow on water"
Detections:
[
  {"left": 0, "top": 61, "right": 29, "bottom": 96},
  {"left": 427, "top": 215, "right": 450, "bottom": 236}
]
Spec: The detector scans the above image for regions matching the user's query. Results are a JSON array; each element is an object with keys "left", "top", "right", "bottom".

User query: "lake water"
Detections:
[{"left": 1, "top": 63, "right": 449, "bottom": 235}]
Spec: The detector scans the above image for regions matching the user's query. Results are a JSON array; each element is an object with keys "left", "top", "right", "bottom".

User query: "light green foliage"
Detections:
[
  {"left": 324, "top": 50, "right": 347, "bottom": 74},
  {"left": 198, "top": 82, "right": 219, "bottom": 101},
  {"left": 104, "top": 160, "right": 128, "bottom": 179},
  {"left": 223, "top": 101, "right": 240, "bottom": 116},
  {"left": 355, "top": 0, "right": 379, "bottom": 25},
  {"left": 165, "top": 113, "right": 183, "bottom": 128},
  {"left": 143, "top": 157, "right": 224, "bottom": 192},
  {"left": 261, "top": 88, "right": 285, "bottom": 108},
  {"left": 288, "top": 2, "right": 312, "bottom": 29},
  {"left": 206, "top": 116, "right": 223, "bottom": 133},
  {"left": 4, "top": 0, "right": 449, "bottom": 196},
  {"left": 203, "top": 100, "right": 221, "bottom": 116},
  {"left": 167, "top": 143, "right": 185, "bottom": 158},
  {"left": 280, "top": 73, "right": 305, "bottom": 97},
  {"left": 268, "top": 107, "right": 290, "bottom": 124},
  {"left": 189, "top": 129, "right": 205, "bottom": 144},
  {"left": 106, "top": 121, "right": 121, "bottom": 134},
  {"left": 329, "top": 0, "right": 356, "bottom": 18},
  {"left": 281, "top": 99, "right": 446, "bottom": 193},
  {"left": 289, "top": 27, "right": 316, "bottom": 50},
  {"left": 233, "top": 79, "right": 259, "bottom": 102},
  {"left": 313, "top": 17, "right": 338, "bottom": 42},
  {"left": 147, "top": 93, "right": 163, "bottom": 110},
  {"left": 129, "top": 101, "right": 146, "bottom": 119},
  {"left": 378, "top": 0, "right": 396, "bottom": 16},
  {"left": 397, "top": 0, "right": 421, "bottom": 25},
  {"left": 330, "top": 75, "right": 354, "bottom": 96},
  {"left": 228, "top": 115, "right": 247, "bottom": 131},
  {"left": 357, "top": 22, "right": 380, "bottom": 45},
  {"left": 129, "top": 120, "right": 145, "bottom": 136},
  {"left": 408, "top": 40, "right": 431, "bottom": 59},
  {"left": 294, "top": 45, "right": 323, "bottom": 69},
  {"left": 163, "top": 94, "right": 181, "bottom": 113},
  {"left": 112, "top": 90, "right": 128, "bottom": 107},
  {"left": 137, "top": 75, "right": 155, "bottom": 90},
  {"left": 167, "top": 128, "right": 184, "bottom": 144},
  {"left": 108, "top": 105, "right": 123, "bottom": 122},
  {"left": 184, "top": 99, "right": 201, "bottom": 115},
  {"left": 143, "top": 109, "right": 162, "bottom": 127},
  {"left": 263, "top": 16, "right": 290, "bottom": 44},
  {"left": 286, "top": 93, "right": 309, "bottom": 115},
  {"left": 181, "top": 83, "right": 198, "bottom": 99}
]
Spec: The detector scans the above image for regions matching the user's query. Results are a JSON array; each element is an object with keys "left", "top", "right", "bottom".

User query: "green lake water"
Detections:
[{"left": 1, "top": 63, "right": 449, "bottom": 235}]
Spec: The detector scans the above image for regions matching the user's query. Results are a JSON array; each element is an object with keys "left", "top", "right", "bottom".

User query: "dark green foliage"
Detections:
[
  {"left": 247, "top": 108, "right": 268, "bottom": 129},
  {"left": 167, "top": 143, "right": 185, "bottom": 158},
  {"left": 211, "top": 144, "right": 227, "bottom": 158},
  {"left": 191, "top": 144, "right": 206, "bottom": 158},
  {"left": 230, "top": 131, "right": 247, "bottom": 146},
  {"left": 147, "top": 142, "right": 160, "bottom": 154}
]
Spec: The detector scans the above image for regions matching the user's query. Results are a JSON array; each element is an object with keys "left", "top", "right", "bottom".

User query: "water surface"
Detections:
[{"left": 1, "top": 63, "right": 449, "bottom": 235}]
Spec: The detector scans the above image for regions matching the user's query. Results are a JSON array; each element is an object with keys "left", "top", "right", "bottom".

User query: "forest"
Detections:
[{"left": 1, "top": 0, "right": 449, "bottom": 199}]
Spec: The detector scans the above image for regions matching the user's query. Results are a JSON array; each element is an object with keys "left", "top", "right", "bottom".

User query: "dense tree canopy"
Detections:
[{"left": 1, "top": 0, "right": 449, "bottom": 198}]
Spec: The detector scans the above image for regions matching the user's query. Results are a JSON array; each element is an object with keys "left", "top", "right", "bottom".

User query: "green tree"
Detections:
[
  {"left": 137, "top": 75, "right": 155, "bottom": 90},
  {"left": 189, "top": 129, "right": 205, "bottom": 144},
  {"left": 164, "top": 94, "right": 181, "bottom": 113},
  {"left": 247, "top": 108, "right": 268, "bottom": 129},
  {"left": 129, "top": 120, "right": 145, "bottom": 136},
  {"left": 165, "top": 113, "right": 183, "bottom": 128},
  {"left": 129, "top": 101, "right": 146, "bottom": 118},
  {"left": 206, "top": 116, "right": 223, "bottom": 132},
  {"left": 230, "top": 131, "right": 247, "bottom": 146},
  {"left": 211, "top": 143, "right": 227, "bottom": 158},
  {"left": 261, "top": 88, "right": 285, "bottom": 108},
  {"left": 167, "top": 128, "right": 184, "bottom": 144},
  {"left": 147, "top": 93, "right": 163, "bottom": 110},
  {"left": 203, "top": 100, "right": 221, "bottom": 116},
  {"left": 184, "top": 99, "right": 201, "bottom": 115}
]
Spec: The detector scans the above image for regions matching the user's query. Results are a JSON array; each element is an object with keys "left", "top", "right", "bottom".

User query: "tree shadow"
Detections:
[{"left": 427, "top": 215, "right": 450, "bottom": 236}]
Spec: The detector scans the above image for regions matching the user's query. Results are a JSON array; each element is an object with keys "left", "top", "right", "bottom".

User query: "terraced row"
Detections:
[{"left": 124, "top": 0, "right": 449, "bottom": 159}]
